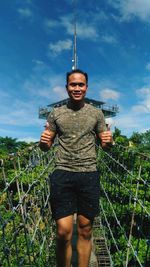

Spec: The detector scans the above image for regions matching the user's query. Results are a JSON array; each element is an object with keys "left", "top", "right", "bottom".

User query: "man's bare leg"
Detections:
[
  {"left": 77, "top": 215, "right": 93, "bottom": 267},
  {"left": 56, "top": 215, "right": 74, "bottom": 267}
]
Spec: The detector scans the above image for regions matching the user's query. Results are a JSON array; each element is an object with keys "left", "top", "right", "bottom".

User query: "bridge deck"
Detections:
[{"left": 71, "top": 215, "right": 112, "bottom": 267}]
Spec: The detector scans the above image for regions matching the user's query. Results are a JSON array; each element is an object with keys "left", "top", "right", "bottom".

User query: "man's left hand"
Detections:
[{"left": 98, "top": 130, "right": 114, "bottom": 148}]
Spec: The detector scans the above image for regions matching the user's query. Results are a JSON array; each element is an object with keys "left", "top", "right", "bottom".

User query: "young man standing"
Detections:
[{"left": 39, "top": 69, "right": 113, "bottom": 267}]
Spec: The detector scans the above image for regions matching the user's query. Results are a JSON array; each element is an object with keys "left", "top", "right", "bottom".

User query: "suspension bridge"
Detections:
[{"left": 0, "top": 143, "right": 149, "bottom": 267}]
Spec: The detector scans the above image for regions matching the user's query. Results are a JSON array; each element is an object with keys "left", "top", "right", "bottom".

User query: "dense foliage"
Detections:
[
  {"left": 0, "top": 129, "right": 149, "bottom": 266},
  {"left": 97, "top": 135, "right": 150, "bottom": 266},
  {"left": 113, "top": 128, "right": 150, "bottom": 156},
  {"left": 0, "top": 139, "right": 56, "bottom": 266}
]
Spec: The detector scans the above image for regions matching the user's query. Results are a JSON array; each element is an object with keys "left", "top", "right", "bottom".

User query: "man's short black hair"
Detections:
[{"left": 66, "top": 69, "right": 88, "bottom": 85}]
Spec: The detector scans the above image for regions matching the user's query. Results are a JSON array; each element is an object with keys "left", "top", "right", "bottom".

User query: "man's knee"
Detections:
[
  {"left": 56, "top": 216, "right": 73, "bottom": 242},
  {"left": 77, "top": 215, "right": 93, "bottom": 240},
  {"left": 78, "top": 224, "right": 92, "bottom": 240},
  {"left": 57, "top": 225, "right": 72, "bottom": 241}
]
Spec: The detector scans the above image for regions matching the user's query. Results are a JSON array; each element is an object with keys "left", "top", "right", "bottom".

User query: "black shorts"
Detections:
[{"left": 49, "top": 169, "right": 100, "bottom": 220}]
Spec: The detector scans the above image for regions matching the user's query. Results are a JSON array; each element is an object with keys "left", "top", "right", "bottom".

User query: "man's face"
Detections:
[{"left": 66, "top": 73, "right": 88, "bottom": 102}]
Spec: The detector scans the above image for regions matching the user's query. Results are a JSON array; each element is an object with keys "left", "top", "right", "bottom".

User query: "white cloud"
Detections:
[
  {"left": 131, "top": 87, "right": 150, "bottom": 113},
  {"left": 45, "top": 15, "right": 98, "bottom": 40},
  {"left": 18, "top": 137, "right": 39, "bottom": 143},
  {"left": 115, "top": 114, "right": 140, "bottom": 128},
  {"left": 17, "top": 8, "right": 33, "bottom": 18},
  {"left": 32, "top": 59, "right": 44, "bottom": 65},
  {"left": 48, "top": 39, "right": 72, "bottom": 56},
  {"left": 146, "top": 63, "right": 150, "bottom": 71},
  {"left": 52, "top": 86, "right": 67, "bottom": 99},
  {"left": 61, "top": 16, "right": 99, "bottom": 39},
  {"left": 132, "top": 105, "right": 149, "bottom": 113},
  {"left": 36, "top": 89, "right": 51, "bottom": 99},
  {"left": 23, "top": 79, "right": 51, "bottom": 100},
  {"left": 110, "top": 0, "right": 150, "bottom": 22},
  {"left": 136, "top": 87, "right": 150, "bottom": 97},
  {"left": 0, "top": 126, "right": 41, "bottom": 141},
  {"left": 102, "top": 35, "right": 117, "bottom": 44},
  {"left": 22, "top": 66, "right": 65, "bottom": 101},
  {"left": 0, "top": 107, "right": 38, "bottom": 126},
  {"left": 100, "top": 88, "right": 121, "bottom": 101},
  {"left": 113, "top": 111, "right": 150, "bottom": 136},
  {"left": 61, "top": 17, "right": 98, "bottom": 39},
  {"left": 77, "top": 23, "right": 98, "bottom": 39},
  {"left": 44, "top": 19, "right": 59, "bottom": 30}
]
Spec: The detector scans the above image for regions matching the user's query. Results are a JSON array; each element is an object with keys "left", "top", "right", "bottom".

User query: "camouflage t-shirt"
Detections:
[{"left": 47, "top": 103, "right": 106, "bottom": 172}]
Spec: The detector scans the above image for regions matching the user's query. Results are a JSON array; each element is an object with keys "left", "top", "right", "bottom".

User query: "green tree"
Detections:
[
  {"left": 113, "top": 127, "right": 129, "bottom": 146},
  {"left": 129, "top": 132, "right": 142, "bottom": 146},
  {"left": 0, "top": 137, "right": 29, "bottom": 155},
  {"left": 0, "top": 136, "right": 18, "bottom": 153},
  {"left": 141, "top": 130, "right": 150, "bottom": 145},
  {"left": 139, "top": 130, "right": 150, "bottom": 155},
  {"left": 115, "top": 135, "right": 128, "bottom": 146},
  {"left": 113, "top": 127, "right": 121, "bottom": 140}
]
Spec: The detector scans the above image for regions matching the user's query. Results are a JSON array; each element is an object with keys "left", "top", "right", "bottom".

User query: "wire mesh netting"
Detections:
[
  {"left": 0, "top": 144, "right": 149, "bottom": 266},
  {"left": 97, "top": 144, "right": 150, "bottom": 267}
]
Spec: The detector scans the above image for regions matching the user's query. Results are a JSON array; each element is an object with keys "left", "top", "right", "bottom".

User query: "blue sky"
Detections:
[{"left": 0, "top": 0, "right": 150, "bottom": 142}]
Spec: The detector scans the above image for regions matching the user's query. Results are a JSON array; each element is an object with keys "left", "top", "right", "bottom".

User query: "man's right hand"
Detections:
[{"left": 39, "top": 122, "right": 55, "bottom": 151}]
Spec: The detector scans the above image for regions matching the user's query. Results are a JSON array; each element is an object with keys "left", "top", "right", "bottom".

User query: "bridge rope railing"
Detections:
[
  {"left": 0, "top": 143, "right": 149, "bottom": 266},
  {"left": 0, "top": 145, "right": 56, "bottom": 267},
  {"left": 96, "top": 144, "right": 150, "bottom": 267}
]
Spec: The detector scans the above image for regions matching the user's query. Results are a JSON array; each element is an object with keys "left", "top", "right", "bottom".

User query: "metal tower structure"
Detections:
[
  {"left": 72, "top": 0, "right": 77, "bottom": 70},
  {"left": 39, "top": 98, "right": 118, "bottom": 120},
  {"left": 38, "top": 0, "right": 119, "bottom": 120}
]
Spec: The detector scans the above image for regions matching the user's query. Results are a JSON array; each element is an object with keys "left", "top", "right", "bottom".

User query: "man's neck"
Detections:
[{"left": 68, "top": 99, "right": 85, "bottom": 110}]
